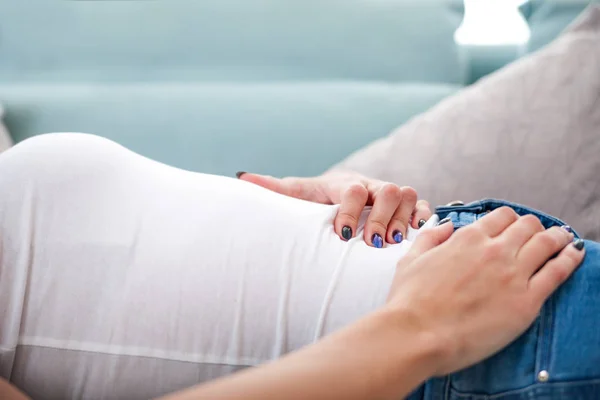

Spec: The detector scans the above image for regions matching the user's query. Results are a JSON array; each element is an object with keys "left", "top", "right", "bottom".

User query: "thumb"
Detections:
[
  {"left": 237, "top": 172, "right": 299, "bottom": 198},
  {"left": 408, "top": 218, "right": 454, "bottom": 257}
]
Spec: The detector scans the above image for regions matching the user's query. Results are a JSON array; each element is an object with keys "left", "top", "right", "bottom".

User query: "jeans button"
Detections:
[
  {"left": 537, "top": 370, "right": 549, "bottom": 382},
  {"left": 446, "top": 200, "right": 465, "bottom": 206}
]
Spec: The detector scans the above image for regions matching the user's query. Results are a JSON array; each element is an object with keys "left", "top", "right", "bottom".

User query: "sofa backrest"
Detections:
[{"left": 0, "top": 0, "right": 592, "bottom": 176}]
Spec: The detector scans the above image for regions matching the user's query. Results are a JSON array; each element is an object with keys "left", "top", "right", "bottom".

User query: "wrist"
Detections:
[
  {"left": 307, "top": 307, "right": 445, "bottom": 399},
  {"left": 373, "top": 306, "right": 449, "bottom": 381}
]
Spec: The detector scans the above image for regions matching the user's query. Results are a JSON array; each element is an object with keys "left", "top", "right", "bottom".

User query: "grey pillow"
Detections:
[{"left": 331, "top": 6, "right": 600, "bottom": 240}]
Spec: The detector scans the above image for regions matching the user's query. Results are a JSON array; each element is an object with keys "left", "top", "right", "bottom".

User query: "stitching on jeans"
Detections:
[{"left": 449, "top": 378, "right": 600, "bottom": 399}]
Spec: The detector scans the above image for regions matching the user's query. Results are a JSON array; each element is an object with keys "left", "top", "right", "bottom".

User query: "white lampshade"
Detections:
[{"left": 455, "top": 0, "right": 531, "bottom": 46}]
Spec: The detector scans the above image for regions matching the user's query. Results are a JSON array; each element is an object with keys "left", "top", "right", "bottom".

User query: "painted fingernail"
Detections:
[
  {"left": 573, "top": 239, "right": 585, "bottom": 251},
  {"left": 392, "top": 230, "right": 403, "bottom": 243},
  {"left": 437, "top": 217, "right": 452, "bottom": 226},
  {"left": 561, "top": 225, "right": 572, "bottom": 234},
  {"left": 418, "top": 219, "right": 427, "bottom": 228},
  {"left": 235, "top": 171, "right": 246, "bottom": 178},
  {"left": 341, "top": 226, "right": 352, "bottom": 241},
  {"left": 372, "top": 233, "right": 383, "bottom": 248}
]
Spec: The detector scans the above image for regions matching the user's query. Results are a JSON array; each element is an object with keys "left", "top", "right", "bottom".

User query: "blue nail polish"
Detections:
[
  {"left": 372, "top": 233, "right": 383, "bottom": 248},
  {"left": 561, "top": 225, "right": 572, "bottom": 233},
  {"left": 393, "top": 230, "right": 403, "bottom": 243},
  {"left": 341, "top": 226, "right": 352, "bottom": 241}
]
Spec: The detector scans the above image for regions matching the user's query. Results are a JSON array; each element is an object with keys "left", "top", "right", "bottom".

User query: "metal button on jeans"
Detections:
[{"left": 537, "top": 370, "right": 549, "bottom": 382}]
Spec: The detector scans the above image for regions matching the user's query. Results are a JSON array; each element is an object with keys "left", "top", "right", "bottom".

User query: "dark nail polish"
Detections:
[
  {"left": 236, "top": 171, "right": 246, "bottom": 179},
  {"left": 393, "top": 230, "right": 403, "bottom": 243},
  {"left": 561, "top": 225, "right": 572, "bottom": 234},
  {"left": 573, "top": 239, "right": 585, "bottom": 251},
  {"left": 341, "top": 226, "right": 352, "bottom": 241},
  {"left": 372, "top": 233, "right": 383, "bottom": 248},
  {"left": 437, "top": 217, "right": 452, "bottom": 226},
  {"left": 418, "top": 219, "right": 427, "bottom": 228}
]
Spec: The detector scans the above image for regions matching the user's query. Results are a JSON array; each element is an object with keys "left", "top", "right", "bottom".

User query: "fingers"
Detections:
[
  {"left": 477, "top": 207, "right": 519, "bottom": 237},
  {"left": 500, "top": 214, "right": 545, "bottom": 251},
  {"left": 363, "top": 184, "right": 403, "bottom": 248},
  {"left": 407, "top": 220, "right": 455, "bottom": 256},
  {"left": 411, "top": 199, "right": 433, "bottom": 229},
  {"left": 385, "top": 187, "right": 418, "bottom": 244},
  {"left": 517, "top": 225, "right": 575, "bottom": 276},
  {"left": 238, "top": 172, "right": 302, "bottom": 198},
  {"left": 334, "top": 184, "right": 369, "bottom": 241},
  {"left": 528, "top": 239, "right": 585, "bottom": 306},
  {"left": 240, "top": 171, "right": 429, "bottom": 246}
]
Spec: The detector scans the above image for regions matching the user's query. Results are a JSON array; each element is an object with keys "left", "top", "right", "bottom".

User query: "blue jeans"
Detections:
[{"left": 408, "top": 199, "right": 600, "bottom": 400}]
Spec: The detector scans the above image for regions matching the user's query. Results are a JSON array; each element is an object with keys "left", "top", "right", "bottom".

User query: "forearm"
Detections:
[
  {"left": 0, "top": 379, "right": 30, "bottom": 400},
  {"left": 158, "top": 308, "right": 440, "bottom": 400}
]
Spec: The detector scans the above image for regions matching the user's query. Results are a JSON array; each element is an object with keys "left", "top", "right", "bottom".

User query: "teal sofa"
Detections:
[{"left": 0, "top": 0, "right": 591, "bottom": 177}]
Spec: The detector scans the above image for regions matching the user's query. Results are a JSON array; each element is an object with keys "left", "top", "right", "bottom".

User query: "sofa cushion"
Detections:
[
  {"left": 0, "top": 0, "right": 465, "bottom": 83},
  {"left": 1, "top": 82, "right": 459, "bottom": 177}
]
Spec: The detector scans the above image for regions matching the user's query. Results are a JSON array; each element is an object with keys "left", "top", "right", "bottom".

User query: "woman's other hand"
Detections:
[
  {"left": 237, "top": 171, "right": 432, "bottom": 247},
  {"left": 386, "top": 207, "right": 585, "bottom": 376}
]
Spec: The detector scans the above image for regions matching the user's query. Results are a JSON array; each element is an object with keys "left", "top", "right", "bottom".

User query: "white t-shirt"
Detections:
[{"left": 0, "top": 133, "right": 437, "bottom": 399}]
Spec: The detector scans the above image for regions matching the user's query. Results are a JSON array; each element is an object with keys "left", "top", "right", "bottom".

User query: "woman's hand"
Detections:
[
  {"left": 237, "top": 171, "right": 432, "bottom": 247},
  {"left": 385, "top": 207, "right": 586, "bottom": 376}
]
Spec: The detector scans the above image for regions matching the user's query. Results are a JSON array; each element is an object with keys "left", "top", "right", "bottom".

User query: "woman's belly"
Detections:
[{"left": 0, "top": 133, "right": 428, "bottom": 399}]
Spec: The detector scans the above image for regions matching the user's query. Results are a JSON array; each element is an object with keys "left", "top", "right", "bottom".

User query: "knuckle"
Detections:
[
  {"left": 521, "top": 214, "right": 544, "bottom": 231},
  {"left": 484, "top": 241, "right": 507, "bottom": 261},
  {"left": 379, "top": 183, "right": 403, "bottom": 201},
  {"left": 416, "top": 199, "right": 431, "bottom": 210},
  {"left": 550, "top": 264, "right": 570, "bottom": 286},
  {"left": 281, "top": 177, "right": 304, "bottom": 198},
  {"left": 455, "top": 225, "right": 484, "bottom": 243},
  {"left": 562, "top": 245, "right": 582, "bottom": 265},
  {"left": 345, "top": 183, "right": 369, "bottom": 200},
  {"left": 538, "top": 231, "right": 562, "bottom": 250},
  {"left": 336, "top": 211, "right": 359, "bottom": 226},
  {"left": 498, "top": 206, "right": 519, "bottom": 220},
  {"left": 290, "top": 184, "right": 306, "bottom": 199},
  {"left": 400, "top": 186, "right": 418, "bottom": 203},
  {"left": 368, "top": 219, "right": 388, "bottom": 233},
  {"left": 420, "top": 228, "right": 437, "bottom": 239},
  {"left": 498, "top": 268, "right": 516, "bottom": 286},
  {"left": 389, "top": 216, "right": 407, "bottom": 229},
  {"left": 416, "top": 228, "right": 436, "bottom": 244}
]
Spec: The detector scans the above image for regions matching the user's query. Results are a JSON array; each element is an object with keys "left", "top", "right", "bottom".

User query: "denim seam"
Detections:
[
  {"left": 444, "top": 375, "right": 451, "bottom": 400},
  {"left": 534, "top": 313, "right": 543, "bottom": 386},
  {"left": 535, "top": 295, "right": 554, "bottom": 380},
  {"left": 448, "top": 378, "right": 600, "bottom": 399},
  {"left": 545, "top": 294, "right": 556, "bottom": 374},
  {"left": 434, "top": 199, "right": 580, "bottom": 238}
]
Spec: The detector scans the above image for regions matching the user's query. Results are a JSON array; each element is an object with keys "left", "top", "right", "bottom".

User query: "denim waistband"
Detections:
[{"left": 434, "top": 199, "right": 580, "bottom": 239}]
